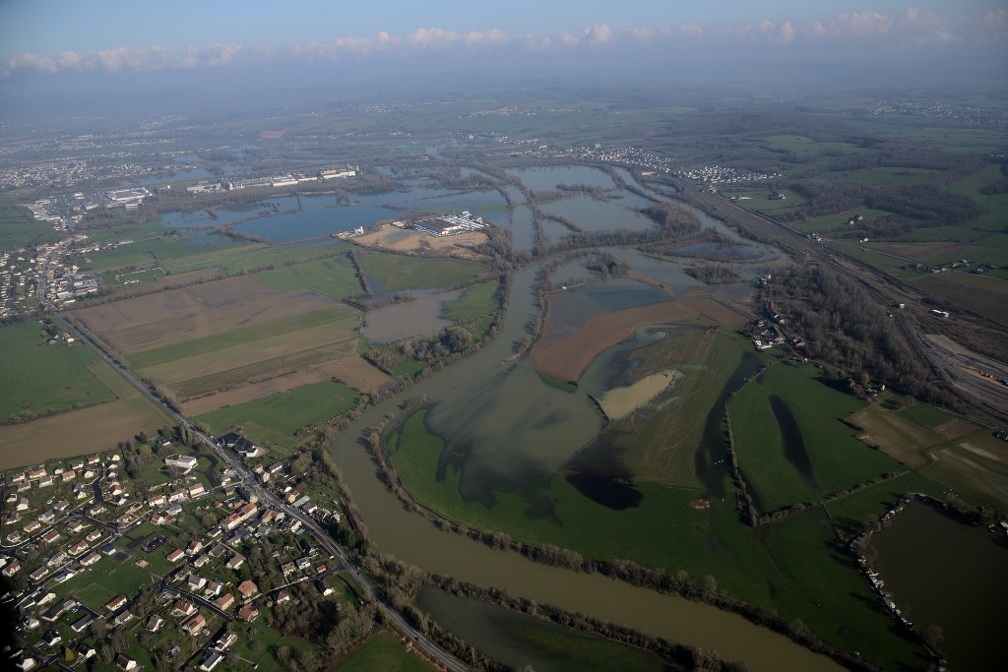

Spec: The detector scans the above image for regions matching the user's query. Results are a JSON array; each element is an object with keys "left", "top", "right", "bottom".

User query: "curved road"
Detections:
[{"left": 35, "top": 287, "right": 468, "bottom": 672}]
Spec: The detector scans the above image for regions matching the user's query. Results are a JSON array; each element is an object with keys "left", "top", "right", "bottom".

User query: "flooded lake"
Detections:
[{"left": 872, "top": 501, "right": 1008, "bottom": 671}]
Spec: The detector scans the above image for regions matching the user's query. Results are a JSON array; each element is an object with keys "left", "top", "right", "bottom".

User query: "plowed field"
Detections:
[{"left": 532, "top": 295, "right": 748, "bottom": 382}]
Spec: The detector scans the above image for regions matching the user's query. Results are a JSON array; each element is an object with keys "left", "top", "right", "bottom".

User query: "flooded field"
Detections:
[
  {"left": 324, "top": 166, "right": 867, "bottom": 670},
  {"left": 163, "top": 187, "right": 507, "bottom": 243},
  {"left": 871, "top": 501, "right": 1008, "bottom": 670},
  {"left": 362, "top": 289, "right": 463, "bottom": 344}
]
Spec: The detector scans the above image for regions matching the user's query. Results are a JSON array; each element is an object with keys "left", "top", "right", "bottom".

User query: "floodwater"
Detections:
[
  {"left": 415, "top": 587, "right": 672, "bottom": 672},
  {"left": 162, "top": 187, "right": 507, "bottom": 243},
  {"left": 695, "top": 351, "right": 763, "bottom": 497},
  {"left": 541, "top": 193, "right": 656, "bottom": 235},
  {"left": 769, "top": 395, "right": 819, "bottom": 490},
  {"left": 508, "top": 165, "right": 617, "bottom": 191},
  {"left": 871, "top": 501, "right": 1008, "bottom": 671},
  {"left": 327, "top": 167, "right": 842, "bottom": 670},
  {"left": 362, "top": 290, "right": 463, "bottom": 344}
]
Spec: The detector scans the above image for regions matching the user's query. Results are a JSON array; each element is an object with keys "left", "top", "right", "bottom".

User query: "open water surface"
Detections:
[{"left": 872, "top": 501, "right": 1008, "bottom": 671}]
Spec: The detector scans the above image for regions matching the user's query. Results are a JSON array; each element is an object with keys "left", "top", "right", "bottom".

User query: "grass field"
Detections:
[
  {"left": 85, "top": 234, "right": 234, "bottom": 272},
  {"left": 0, "top": 200, "right": 56, "bottom": 248},
  {"left": 161, "top": 239, "right": 348, "bottom": 275},
  {"left": 911, "top": 271, "right": 1008, "bottom": 324},
  {"left": 728, "top": 362, "right": 904, "bottom": 513},
  {"left": 599, "top": 328, "right": 746, "bottom": 487},
  {"left": 63, "top": 556, "right": 159, "bottom": 610},
  {"left": 0, "top": 322, "right": 115, "bottom": 419},
  {"left": 0, "top": 360, "right": 173, "bottom": 470},
  {"left": 441, "top": 280, "right": 500, "bottom": 340},
  {"left": 128, "top": 307, "right": 355, "bottom": 371},
  {"left": 334, "top": 632, "right": 437, "bottom": 672},
  {"left": 252, "top": 255, "right": 363, "bottom": 299},
  {"left": 830, "top": 167, "right": 942, "bottom": 183},
  {"left": 898, "top": 401, "right": 957, "bottom": 429},
  {"left": 196, "top": 379, "right": 359, "bottom": 440},
  {"left": 844, "top": 404, "right": 944, "bottom": 469},
  {"left": 360, "top": 251, "right": 484, "bottom": 293},
  {"left": 793, "top": 208, "right": 892, "bottom": 234},
  {"left": 387, "top": 409, "right": 926, "bottom": 670}
]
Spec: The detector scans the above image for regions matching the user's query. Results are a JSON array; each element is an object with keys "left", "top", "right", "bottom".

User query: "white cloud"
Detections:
[
  {"left": 584, "top": 23, "right": 613, "bottom": 46},
  {"left": 3, "top": 8, "right": 1005, "bottom": 78}
]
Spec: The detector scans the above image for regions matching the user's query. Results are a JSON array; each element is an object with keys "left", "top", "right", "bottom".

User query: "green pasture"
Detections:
[
  {"left": 85, "top": 232, "right": 239, "bottom": 273},
  {"left": 0, "top": 201, "right": 56, "bottom": 248},
  {"left": 62, "top": 557, "right": 157, "bottom": 608},
  {"left": 829, "top": 166, "right": 942, "bottom": 183},
  {"left": 386, "top": 408, "right": 925, "bottom": 670},
  {"left": 538, "top": 372, "right": 577, "bottom": 392},
  {"left": 196, "top": 380, "right": 359, "bottom": 439},
  {"left": 441, "top": 280, "right": 500, "bottom": 341},
  {"left": 602, "top": 328, "right": 747, "bottom": 488},
  {"left": 360, "top": 251, "right": 484, "bottom": 292},
  {"left": 792, "top": 208, "right": 892, "bottom": 234},
  {"left": 161, "top": 239, "right": 346, "bottom": 275},
  {"left": 898, "top": 402, "right": 957, "bottom": 429},
  {"left": 253, "top": 255, "right": 363, "bottom": 299},
  {"left": 335, "top": 632, "right": 437, "bottom": 672},
  {"left": 842, "top": 120, "right": 1008, "bottom": 153},
  {"left": 911, "top": 271, "right": 1008, "bottom": 324},
  {"left": 758, "top": 134, "right": 867, "bottom": 158},
  {"left": 827, "top": 242, "right": 911, "bottom": 277},
  {"left": 129, "top": 306, "right": 357, "bottom": 372},
  {"left": 0, "top": 322, "right": 115, "bottom": 419},
  {"left": 729, "top": 361, "right": 904, "bottom": 512},
  {"left": 441, "top": 281, "right": 499, "bottom": 321},
  {"left": 948, "top": 163, "right": 1008, "bottom": 233}
]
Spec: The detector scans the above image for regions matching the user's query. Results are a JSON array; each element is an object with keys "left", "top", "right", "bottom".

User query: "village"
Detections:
[{"left": 0, "top": 427, "right": 356, "bottom": 672}]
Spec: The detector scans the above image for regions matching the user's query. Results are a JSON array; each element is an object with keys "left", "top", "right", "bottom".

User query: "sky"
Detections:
[{"left": 0, "top": 1, "right": 1006, "bottom": 101}]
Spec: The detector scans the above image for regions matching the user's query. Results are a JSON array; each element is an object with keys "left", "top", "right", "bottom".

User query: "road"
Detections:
[{"left": 34, "top": 276, "right": 469, "bottom": 672}]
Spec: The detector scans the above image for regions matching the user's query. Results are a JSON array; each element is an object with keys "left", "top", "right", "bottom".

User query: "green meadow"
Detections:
[
  {"left": 729, "top": 361, "right": 903, "bottom": 513},
  {"left": 196, "top": 380, "right": 359, "bottom": 440},
  {"left": 386, "top": 408, "right": 925, "bottom": 671},
  {"left": 0, "top": 322, "right": 115, "bottom": 419}
]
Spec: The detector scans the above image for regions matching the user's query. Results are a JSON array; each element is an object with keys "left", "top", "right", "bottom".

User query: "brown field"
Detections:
[
  {"left": 181, "top": 369, "right": 329, "bottom": 415},
  {"left": 865, "top": 241, "right": 973, "bottom": 261},
  {"left": 180, "top": 354, "right": 392, "bottom": 415},
  {"left": 151, "top": 268, "right": 224, "bottom": 288},
  {"left": 74, "top": 277, "right": 336, "bottom": 353},
  {"left": 141, "top": 320, "right": 355, "bottom": 384},
  {"left": 170, "top": 343, "right": 356, "bottom": 401},
  {"left": 845, "top": 405, "right": 943, "bottom": 468},
  {"left": 315, "top": 357, "right": 395, "bottom": 393},
  {"left": 0, "top": 364, "right": 172, "bottom": 471},
  {"left": 352, "top": 225, "right": 488, "bottom": 260},
  {"left": 933, "top": 417, "right": 979, "bottom": 441},
  {"left": 925, "top": 432, "right": 1008, "bottom": 507},
  {"left": 532, "top": 295, "right": 747, "bottom": 382}
]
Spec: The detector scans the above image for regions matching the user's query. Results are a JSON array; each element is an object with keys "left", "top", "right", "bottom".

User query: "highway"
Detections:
[{"left": 34, "top": 272, "right": 469, "bottom": 672}]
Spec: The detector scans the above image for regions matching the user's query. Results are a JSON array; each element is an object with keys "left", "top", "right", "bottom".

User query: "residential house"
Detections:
[
  {"left": 146, "top": 614, "right": 165, "bottom": 632},
  {"left": 171, "top": 599, "right": 197, "bottom": 618},
  {"left": 166, "top": 548, "right": 185, "bottom": 563},
  {"left": 105, "top": 595, "right": 128, "bottom": 612},
  {"left": 115, "top": 654, "right": 137, "bottom": 671},
  {"left": 215, "top": 593, "right": 235, "bottom": 611},
  {"left": 182, "top": 613, "right": 206, "bottom": 636},
  {"left": 237, "top": 580, "right": 258, "bottom": 600},
  {"left": 237, "top": 604, "right": 259, "bottom": 622}
]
